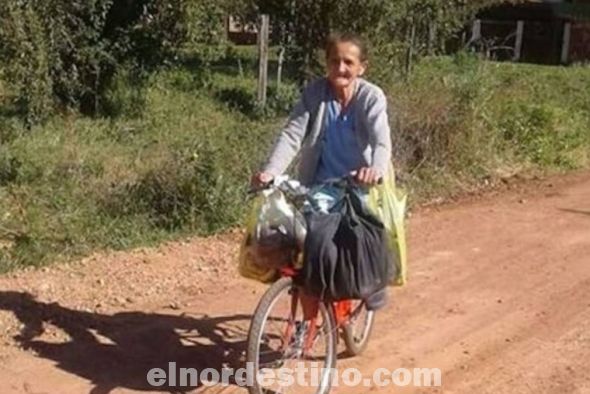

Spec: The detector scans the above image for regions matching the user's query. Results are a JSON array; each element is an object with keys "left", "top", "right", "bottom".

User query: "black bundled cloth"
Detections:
[{"left": 297, "top": 188, "right": 396, "bottom": 301}]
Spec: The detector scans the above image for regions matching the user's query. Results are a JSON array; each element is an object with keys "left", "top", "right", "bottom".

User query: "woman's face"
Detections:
[{"left": 326, "top": 41, "right": 366, "bottom": 90}]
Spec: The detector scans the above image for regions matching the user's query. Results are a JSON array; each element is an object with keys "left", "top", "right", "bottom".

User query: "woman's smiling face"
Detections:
[{"left": 326, "top": 41, "right": 366, "bottom": 90}]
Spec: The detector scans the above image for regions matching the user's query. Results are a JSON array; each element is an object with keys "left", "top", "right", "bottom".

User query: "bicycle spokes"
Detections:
[{"left": 250, "top": 280, "right": 336, "bottom": 394}]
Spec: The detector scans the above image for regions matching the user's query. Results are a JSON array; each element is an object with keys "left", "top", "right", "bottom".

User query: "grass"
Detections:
[
  {"left": 389, "top": 53, "right": 590, "bottom": 201},
  {"left": 0, "top": 61, "right": 288, "bottom": 271},
  {"left": 0, "top": 50, "right": 589, "bottom": 271}
]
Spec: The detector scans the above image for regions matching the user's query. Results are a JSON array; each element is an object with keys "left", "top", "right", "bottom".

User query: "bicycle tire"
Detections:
[
  {"left": 342, "top": 302, "right": 375, "bottom": 356},
  {"left": 246, "top": 276, "right": 337, "bottom": 394}
]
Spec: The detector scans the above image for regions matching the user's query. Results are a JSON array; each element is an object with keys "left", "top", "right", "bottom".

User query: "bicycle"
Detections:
[{"left": 245, "top": 176, "right": 377, "bottom": 394}]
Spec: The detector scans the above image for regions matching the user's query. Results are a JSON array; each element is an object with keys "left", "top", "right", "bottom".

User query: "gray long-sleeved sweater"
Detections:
[{"left": 262, "top": 76, "right": 392, "bottom": 186}]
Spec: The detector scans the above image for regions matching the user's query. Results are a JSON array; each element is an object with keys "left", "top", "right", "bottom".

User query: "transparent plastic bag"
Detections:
[{"left": 238, "top": 178, "right": 306, "bottom": 283}]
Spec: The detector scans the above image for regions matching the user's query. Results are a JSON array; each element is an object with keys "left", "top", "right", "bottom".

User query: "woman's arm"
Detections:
[
  {"left": 261, "top": 92, "right": 311, "bottom": 178},
  {"left": 364, "top": 87, "right": 392, "bottom": 179}
]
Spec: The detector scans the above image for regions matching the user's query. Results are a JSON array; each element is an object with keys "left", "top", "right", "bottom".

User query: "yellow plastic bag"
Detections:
[
  {"left": 367, "top": 164, "right": 408, "bottom": 286},
  {"left": 238, "top": 195, "right": 279, "bottom": 283}
]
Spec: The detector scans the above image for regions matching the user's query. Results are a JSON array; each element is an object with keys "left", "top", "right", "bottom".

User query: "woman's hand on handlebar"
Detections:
[
  {"left": 351, "top": 167, "right": 381, "bottom": 186},
  {"left": 250, "top": 171, "right": 274, "bottom": 189}
]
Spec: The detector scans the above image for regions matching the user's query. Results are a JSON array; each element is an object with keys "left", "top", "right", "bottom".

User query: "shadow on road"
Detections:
[
  {"left": 0, "top": 291, "right": 251, "bottom": 393},
  {"left": 559, "top": 208, "right": 590, "bottom": 217}
]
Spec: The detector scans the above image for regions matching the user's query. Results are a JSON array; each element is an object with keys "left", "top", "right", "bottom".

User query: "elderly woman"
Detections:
[
  {"left": 251, "top": 32, "right": 393, "bottom": 309},
  {"left": 252, "top": 32, "right": 391, "bottom": 190}
]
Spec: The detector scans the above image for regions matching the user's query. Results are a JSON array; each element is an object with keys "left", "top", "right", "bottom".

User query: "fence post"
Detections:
[
  {"left": 514, "top": 20, "right": 524, "bottom": 62},
  {"left": 277, "top": 46, "right": 285, "bottom": 88},
  {"left": 405, "top": 21, "right": 416, "bottom": 78},
  {"left": 257, "top": 14, "right": 270, "bottom": 106},
  {"left": 561, "top": 22, "right": 571, "bottom": 64},
  {"left": 427, "top": 22, "right": 437, "bottom": 56},
  {"left": 471, "top": 19, "right": 482, "bottom": 42}
]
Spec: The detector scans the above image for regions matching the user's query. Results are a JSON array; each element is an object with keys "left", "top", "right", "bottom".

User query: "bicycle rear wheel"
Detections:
[
  {"left": 342, "top": 300, "right": 375, "bottom": 356},
  {"left": 246, "top": 277, "right": 337, "bottom": 394}
]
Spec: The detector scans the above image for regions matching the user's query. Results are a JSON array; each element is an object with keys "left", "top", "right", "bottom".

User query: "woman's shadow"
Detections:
[{"left": 0, "top": 291, "right": 251, "bottom": 393}]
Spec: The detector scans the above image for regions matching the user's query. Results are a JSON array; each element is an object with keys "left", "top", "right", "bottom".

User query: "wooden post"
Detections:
[
  {"left": 277, "top": 46, "right": 285, "bottom": 88},
  {"left": 405, "top": 22, "right": 416, "bottom": 78},
  {"left": 561, "top": 22, "right": 571, "bottom": 64},
  {"left": 237, "top": 58, "right": 244, "bottom": 78},
  {"left": 471, "top": 19, "right": 482, "bottom": 42},
  {"left": 257, "top": 14, "right": 270, "bottom": 106},
  {"left": 427, "top": 22, "right": 437, "bottom": 56},
  {"left": 513, "top": 20, "right": 524, "bottom": 62}
]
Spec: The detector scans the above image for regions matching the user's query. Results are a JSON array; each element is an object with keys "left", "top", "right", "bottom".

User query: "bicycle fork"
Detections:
[{"left": 281, "top": 290, "right": 319, "bottom": 358}]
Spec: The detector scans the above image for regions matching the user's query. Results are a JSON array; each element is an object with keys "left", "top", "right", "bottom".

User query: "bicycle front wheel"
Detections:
[{"left": 246, "top": 277, "right": 337, "bottom": 394}]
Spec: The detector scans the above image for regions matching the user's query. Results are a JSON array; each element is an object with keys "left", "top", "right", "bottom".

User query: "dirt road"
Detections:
[{"left": 0, "top": 172, "right": 589, "bottom": 394}]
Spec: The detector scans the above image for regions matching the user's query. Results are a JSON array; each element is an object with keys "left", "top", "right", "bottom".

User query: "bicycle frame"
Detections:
[
  {"left": 251, "top": 176, "right": 372, "bottom": 356},
  {"left": 278, "top": 266, "right": 355, "bottom": 355}
]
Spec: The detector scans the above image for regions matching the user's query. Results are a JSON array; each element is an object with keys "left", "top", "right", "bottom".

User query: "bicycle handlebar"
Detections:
[{"left": 248, "top": 173, "right": 382, "bottom": 195}]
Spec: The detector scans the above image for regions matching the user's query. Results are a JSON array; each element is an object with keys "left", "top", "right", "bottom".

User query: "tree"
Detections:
[
  {"left": 229, "top": 0, "right": 523, "bottom": 85},
  {"left": 0, "top": 0, "right": 228, "bottom": 124}
]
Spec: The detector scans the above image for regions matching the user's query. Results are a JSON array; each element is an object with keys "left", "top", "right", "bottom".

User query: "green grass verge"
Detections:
[{"left": 0, "top": 51, "right": 589, "bottom": 271}]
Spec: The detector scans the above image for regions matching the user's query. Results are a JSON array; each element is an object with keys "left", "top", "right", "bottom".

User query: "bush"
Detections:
[
  {"left": 0, "top": 0, "right": 228, "bottom": 124},
  {"left": 214, "top": 81, "right": 299, "bottom": 119},
  {"left": 0, "top": 150, "right": 20, "bottom": 186},
  {"left": 101, "top": 141, "right": 248, "bottom": 232},
  {"left": 389, "top": 53, "right": 590, "bottom": 199},
  {"left": 101, "top": 65, "right": 148, "bottom": 119},
  {"left": 497, "top": 103, "right": 589, "bottom": 168}
]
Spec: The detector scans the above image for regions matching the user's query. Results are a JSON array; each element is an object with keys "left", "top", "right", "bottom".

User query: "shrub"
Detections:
[{"left": 0, "top": 0, "right": 228, "bottom": 124}]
